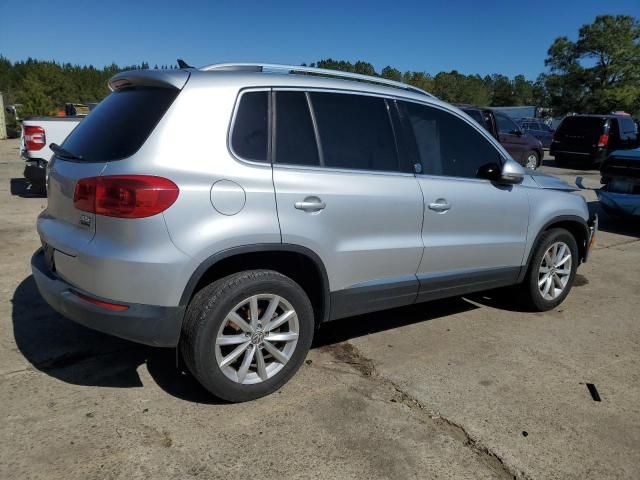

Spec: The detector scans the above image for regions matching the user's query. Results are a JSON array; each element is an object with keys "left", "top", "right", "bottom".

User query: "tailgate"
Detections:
[{"left": 38, "top": 157, "right": 105, "bottom": 256}]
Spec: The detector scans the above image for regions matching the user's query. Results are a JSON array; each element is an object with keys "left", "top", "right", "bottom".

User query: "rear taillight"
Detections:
[
  {"left": 24, "top": 126, "right": 46, "bottom": 151},
  {"left": 74, "top": 175, "right": 179, "bottom": 218},
  {"left": 597, "top": 133, "right": 609, "bottom": 147}
]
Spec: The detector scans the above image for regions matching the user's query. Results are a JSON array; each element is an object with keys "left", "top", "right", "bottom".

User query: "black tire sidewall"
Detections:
[
  {"left": 526, "top": 229, "right": 579, "bottom": 311},
  {"left": 186, "top": 271, "right": 314, "bottom": 402}
]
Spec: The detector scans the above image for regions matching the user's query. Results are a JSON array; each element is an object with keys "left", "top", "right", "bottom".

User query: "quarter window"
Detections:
[
  {"left": 401, "top": 101, "right": 501, "bottom": 178},
  {"left": 231, "top": 91, "right": 269, "bottom": 162},
  {"left": 309, "top": 92, "right": 400, "bottom": 172}
]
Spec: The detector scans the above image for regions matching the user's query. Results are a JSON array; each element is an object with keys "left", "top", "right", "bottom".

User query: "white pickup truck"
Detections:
[{"left": 21, "top": 116, "right": 83, "bottom": 190}]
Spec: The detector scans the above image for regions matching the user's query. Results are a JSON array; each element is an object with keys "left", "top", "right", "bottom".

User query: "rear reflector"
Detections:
[
  {"left": 74, "top": 175, "right": 179, "bottom": 218},
  {"left": 24, "top": 126, "right": 46, "bottom": 151},
  {"left": 597, "top": 133, "right": 609, "bottom": 147},
  {"left": 71, "top": 291, "right": 129, "bottom": 311}
]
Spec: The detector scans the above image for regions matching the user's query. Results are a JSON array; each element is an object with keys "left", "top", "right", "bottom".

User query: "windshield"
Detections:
[{"left": 61, "top": 87, "right": 178, "bottom": 162}]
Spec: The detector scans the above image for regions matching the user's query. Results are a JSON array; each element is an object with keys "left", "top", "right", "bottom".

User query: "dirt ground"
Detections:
[{"left": 1, "top": 138, "right": 638, "bottom": 479}]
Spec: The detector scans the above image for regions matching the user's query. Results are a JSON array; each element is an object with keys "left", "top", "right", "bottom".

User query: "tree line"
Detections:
[{"left": 1, "top": 14, "right": 638, "bottom": 119}]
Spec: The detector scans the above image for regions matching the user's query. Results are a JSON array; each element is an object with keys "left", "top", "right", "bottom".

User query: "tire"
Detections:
[
  {"left": 524, "top": 150, "right": 540, "bottom": 169},
  {"left": 180, "top": 270, "right": 314, "bottom": 402},
  {"left": 518, "top": 228, "right": 579, "bottom": 311}
]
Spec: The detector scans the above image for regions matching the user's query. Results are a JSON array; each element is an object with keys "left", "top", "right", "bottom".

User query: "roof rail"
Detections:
[{"left": 199, "top": 63, "right": 435, "bottom": 98}]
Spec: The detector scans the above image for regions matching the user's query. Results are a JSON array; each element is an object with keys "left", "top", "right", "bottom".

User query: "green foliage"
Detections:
[
  {"left": 0, "top": 55, "right": 150, "bottom": 117},
  {"left": 544, "top": 15, "right": 640, "bottom": 115}
]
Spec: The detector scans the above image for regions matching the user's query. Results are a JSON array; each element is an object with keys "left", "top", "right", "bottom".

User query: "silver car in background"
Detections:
[{"left": 32, "top": 63, "right": 597, "bottom": 402}]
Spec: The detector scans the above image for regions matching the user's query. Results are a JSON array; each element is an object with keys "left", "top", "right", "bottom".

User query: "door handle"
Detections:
[
  {"left": 294, "top": 198, "right": 326, "bottom": 212},
  {"left": 428, "top": 200, "right": 451, "bottom": 213}
]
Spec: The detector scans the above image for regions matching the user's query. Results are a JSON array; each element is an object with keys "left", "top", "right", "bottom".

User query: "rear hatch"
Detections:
[
  {"left": 554, "top": 116, "right": 607, "bottom": 153},
  {"left": 39, "top": 72, "right": 187, "bottom": 256}
]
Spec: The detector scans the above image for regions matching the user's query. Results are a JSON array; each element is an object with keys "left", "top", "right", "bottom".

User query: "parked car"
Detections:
[
  {"left": 21, "top": 116, "right": 83, "bottom": 190},
  {"left": 459, "top": 105, "right": 543, "bottom": 169},
  {"left": 494, "top": 111, "right": 544, "bottom": 169},
  {"left": 550, "top": 114, "right": 639, "bottom": 167},
  {"left": 31, "top": 63, "right": 597, "bottom": 402},
  {"left": 518, "top": 118, "right": 554, "bottom": 148},
  {"left": 597, "top": 149, "right": 640, "bottom": 217}
]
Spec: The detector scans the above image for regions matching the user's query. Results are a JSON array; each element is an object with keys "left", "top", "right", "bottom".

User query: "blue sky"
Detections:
[{"left": 1, "top": 0, "right": 638, "bottom": 79}]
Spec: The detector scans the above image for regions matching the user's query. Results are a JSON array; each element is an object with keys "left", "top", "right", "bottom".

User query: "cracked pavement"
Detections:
[{"left": 1, "top": 139, "right": 639, "bottom": 479}]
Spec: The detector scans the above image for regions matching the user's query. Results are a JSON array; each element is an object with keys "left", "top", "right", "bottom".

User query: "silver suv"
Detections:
[{"left": 32, "top": 63, "right": 597, "bottom": 402}]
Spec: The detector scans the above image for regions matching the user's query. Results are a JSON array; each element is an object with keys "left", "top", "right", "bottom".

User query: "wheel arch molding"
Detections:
[
  {"left": 179, "top": 244, "right": 331, "bottom": 325},
  {"left": 518, "top": 215, "right": 590, "bottom": 283}
]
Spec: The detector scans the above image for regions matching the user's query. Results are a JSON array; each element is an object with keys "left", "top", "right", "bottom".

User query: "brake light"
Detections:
[
  {"left": 597, "top": 133, "right": 609, "bottom": 147},
  {"left": 24, "top": 126, "right": 46, "bottom": 151},
  {"left": 74, "top": 175, "right": 179, "bottom": 218}
]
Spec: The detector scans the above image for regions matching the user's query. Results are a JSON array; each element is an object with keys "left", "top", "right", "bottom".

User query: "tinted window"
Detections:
[
  {"left": 402, "top": 102, "right": 501, "bottom": 178},
  {"left": 232, "top": 91, "right": 269, "bottom": 162},
  {"left": 61, "top": 87, "right": 178, "bottom": 162},
  {"left": 310, "top": 92, "right": 399, "bottom": 171},
  {"left": 274, "top": 92, "right": 319, "bottom": 166},
  {"left": 462, "top": 108, "right": 484, "bottom": 125},
  {"left": 495, "top": 112, "right": 519, "bottom": 134},
  {"left": 620, "top": 118, "right": 636, "bottom": 134},
  {"left": 556, "top": 116, "right": 605, "bottom": 137}
]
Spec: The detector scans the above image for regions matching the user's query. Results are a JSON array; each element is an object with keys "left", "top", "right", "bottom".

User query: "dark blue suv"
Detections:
[{"left": 518, "top": 118, "right": 554, "bottom": 148}]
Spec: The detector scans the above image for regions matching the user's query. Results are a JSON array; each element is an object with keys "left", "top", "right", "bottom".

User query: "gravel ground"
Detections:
[{"left": 1, "top": 138, "right": 638, "bottom": 479}]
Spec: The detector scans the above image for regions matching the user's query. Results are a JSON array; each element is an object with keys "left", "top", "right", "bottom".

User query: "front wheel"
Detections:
[
  {"left": 180, "top": 270, "right": 314, "bottom": 402},
  {"left": 518, "top": 228, "right": 579, "bottom": 311},
  {"left": 524, "top": 150, "right": 540, "bottom": 169}
]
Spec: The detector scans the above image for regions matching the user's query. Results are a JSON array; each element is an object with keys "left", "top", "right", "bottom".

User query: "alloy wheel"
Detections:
[
  {"left": 214, "top": 294, "right": 299, "bottom": 384},
  {"left": 525, "top": 153, "right": 538, "bottom": 169},
  {"left": 538, "top": 242, "right": 572, "bottom": 301}
]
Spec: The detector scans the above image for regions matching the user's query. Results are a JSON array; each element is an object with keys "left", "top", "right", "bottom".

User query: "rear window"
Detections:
[
  {"left": 61, "top": 87, "right": 178, "bottom": 162},
  {"left": 556, "top": 116, "right": 606, "bottom": 136}
]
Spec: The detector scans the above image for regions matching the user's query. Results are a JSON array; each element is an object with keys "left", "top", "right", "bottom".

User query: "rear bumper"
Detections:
[
  {"left": 550, "top": 147, "right": 607, "bottom": 164},
  {"left": 31, "top": 249, "right": 185, "bottom": 347}
]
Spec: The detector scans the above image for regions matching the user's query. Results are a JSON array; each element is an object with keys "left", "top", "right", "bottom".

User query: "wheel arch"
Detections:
[
  {"left": 518, "top": 215, "right": 589, "bottom": 282},
  {"left": 179, "top": 244, "right": 331, "bottom": 326}
]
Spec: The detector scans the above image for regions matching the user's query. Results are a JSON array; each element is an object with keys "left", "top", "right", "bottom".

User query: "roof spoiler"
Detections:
[{"left": 108, "top": 69, "right": 190, "bottom": 92}]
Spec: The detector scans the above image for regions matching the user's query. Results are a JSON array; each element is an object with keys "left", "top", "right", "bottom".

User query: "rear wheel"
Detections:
[
  {"left": 180, "top": 270, "right": 314, "bottom": 402},
  {"left": 518, "top": 228, "right": 578, "bottom": 311},
  {"left": 524, "top": 150, "right": 539, "bottom": 169}
]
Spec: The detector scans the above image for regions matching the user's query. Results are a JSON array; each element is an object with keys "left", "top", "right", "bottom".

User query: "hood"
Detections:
[{"left": 528, "top": 171, "right": 578, "bottom": 192}]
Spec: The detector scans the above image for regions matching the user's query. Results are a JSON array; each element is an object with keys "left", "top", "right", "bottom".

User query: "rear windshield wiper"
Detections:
[{"left": 50, "top": 143, "right": 83, "bottom": 161}]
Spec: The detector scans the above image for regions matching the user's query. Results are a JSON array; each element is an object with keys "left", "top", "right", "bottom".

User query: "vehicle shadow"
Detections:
[
  {"left": 12, "top": 276, "right": 480, "bottom": 404},
  {"left": 10, "top": 178, "right": 46, "bottom": 198}
]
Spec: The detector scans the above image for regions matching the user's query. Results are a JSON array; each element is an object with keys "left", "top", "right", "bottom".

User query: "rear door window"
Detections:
[
  {"left": 401, "top": 101, "right": 502, "bottom": 178},
  {"left": 61, "top": 87, "right": 178, "bottom": 162},
  {"left": 309, "top": 92, "right": 401, "bottom": 172},
  {"left": 274, "top": 91, "right": 319, "bottom": 166},
  {"left": 231, "top": 91, "right": 269, "bottom": 162}
]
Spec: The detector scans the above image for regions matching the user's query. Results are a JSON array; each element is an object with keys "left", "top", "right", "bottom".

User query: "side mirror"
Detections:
[
  {"left": 477, "top": 159, "right": 525, "bottom": 184},
  {"left": 500, "top": 158, "right": 525, "bottom": 183}
]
